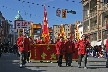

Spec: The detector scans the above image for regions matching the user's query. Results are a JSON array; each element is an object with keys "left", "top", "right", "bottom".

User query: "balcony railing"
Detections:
[
  {"left": 102, "top": 20, "right": 106, "bottom": 27},
  {"left": 84, "top": 10, "right": 97, "bottom": 21},
  {"left": 103, "top": 3, "right": 108, "bottom": 12},
  {"left": 83, "top": 28, "right": 89, "bottom": 33},
  {"left": 90, "top": 25, "right": 97, "bottom": 30}
]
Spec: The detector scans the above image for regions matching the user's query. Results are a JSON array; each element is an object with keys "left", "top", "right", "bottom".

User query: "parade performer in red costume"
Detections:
[
  {"left": 55, "top": 37, "right": 66, "bottom": 67},
  {"left": 75, "top": 35, "right": 90, "bottom": 69},
  {"left": 65, "top": 38, "right": 75, "bottom": 67},
  {"left": 105, "top": 36, "right": 108, "bottom": 67},
  {"left": 17, "top": 32, "right": 30, "bottom": 68}
]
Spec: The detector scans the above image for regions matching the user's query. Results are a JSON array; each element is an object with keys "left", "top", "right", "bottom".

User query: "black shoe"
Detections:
[
  {"left": 58, "top": 64, "right": 62, "bottom": 67},
  {"left": 68, "top": 65, "right": 72, "bottom": 67},
  {"left": 78, "top": 64, "right": 81, "bottom": 68},
  {"left": 66, "top": 65, "right": 68, "bottom": 66}
]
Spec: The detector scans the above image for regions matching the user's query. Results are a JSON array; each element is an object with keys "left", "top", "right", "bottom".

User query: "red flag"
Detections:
[
  {"left": 43, "top": 5, "right": 48, "bottom": 34},
  {"left": 42, "top": 5, "right": 49, "bottom": 44}
]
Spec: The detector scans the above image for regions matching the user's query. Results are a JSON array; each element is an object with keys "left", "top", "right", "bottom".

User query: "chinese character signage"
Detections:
[{"left": 14, "top": 20, "right": 32, "bottom": 29}]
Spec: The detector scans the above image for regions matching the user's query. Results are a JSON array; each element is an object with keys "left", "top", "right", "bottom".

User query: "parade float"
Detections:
[
  {"left": 14, "top": 6, "right": 78, "bottom": 62},
  {"left": 30, "top": 24, "right": 78, "bottom": 62}
]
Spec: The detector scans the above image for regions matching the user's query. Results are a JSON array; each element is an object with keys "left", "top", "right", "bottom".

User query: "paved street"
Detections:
[{"left": 0, "top": 53, "right": 108, "bottom": 72}]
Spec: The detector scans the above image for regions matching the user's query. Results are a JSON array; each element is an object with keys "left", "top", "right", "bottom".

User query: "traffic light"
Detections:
[
  {"left": 62, "top": 9, "right": 66, "bottom": 18},
  {"left": 56, "top": 8, "right": 61, "bottom": 17}
]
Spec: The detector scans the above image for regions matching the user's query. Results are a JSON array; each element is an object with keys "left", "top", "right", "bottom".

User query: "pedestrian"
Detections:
[
  {"left": 103, "top": 45, "right": 107, "bottom": 59},
  {"left": 65, "top": 38, "right": 75, "bottom": 67},
  {"left": 27, "top": 37, "right": 32, "bottom": 63},
  {"left": 55, "top": 37, "right": 66, "bottom": 67},
  {"left": 17, "top": 32, "right": 30, "bottom": 68},
  {"left": 75, "top": 35, "right": 90, "bottom": 69},
  {"left": 27, "top": 51, "right": 31, "bottom": 63},
  {"left": 12, "top": 43, "right": 18, "bottom": 54}
]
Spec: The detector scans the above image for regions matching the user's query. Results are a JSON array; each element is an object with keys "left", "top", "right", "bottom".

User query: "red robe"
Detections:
[
  {"left": 75, "top": 39, "right": 90, "bottom": 54},
  {"left": 17, "top": 36, "right": 30, "bottom": 52},
  {"left": 55, "top": 41, "right": 66, "bottom": 55},
  {"left": 65, "top": 40, "right": 75, "bottom": 53},
  {"left": 106, "top": 39, "right": 108, "bottom": 53}
]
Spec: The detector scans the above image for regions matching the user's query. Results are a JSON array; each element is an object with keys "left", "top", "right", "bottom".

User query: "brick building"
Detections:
[{"left": 0, "top": 11, "right": 12, "bottom": 44}]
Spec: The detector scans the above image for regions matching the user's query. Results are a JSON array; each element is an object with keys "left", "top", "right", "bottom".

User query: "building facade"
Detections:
[
  {"left": 82, "top": 0, "right": 108, "bottom": 46},
  {"left": 53, "top": 25, "right": 60, "bottom": 43},
  {"left": 48, "top": 27, "right": 53, "bottom": 40},
  {"left": 53, "top": 24, "right": 75, "bottom": 43},
  {"left": 0, "top": 11, "right": 12, "bottom": 44},
  {"left": 0, "top": 11, "right": 5, "bottom": 43}
]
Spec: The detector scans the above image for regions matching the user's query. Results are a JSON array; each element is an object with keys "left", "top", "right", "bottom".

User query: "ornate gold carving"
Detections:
[
  {"left": 50, "top": 53, "right": 56, "bottom": 59},
  {"left": 34, "top": 45, "right": 36, "bottom": 59},
  {"left": 41, "top": 52, "right": 47, "bottom": 59},
  {"left": 47, "top": 45, "right": 50, "bottom": 50}
]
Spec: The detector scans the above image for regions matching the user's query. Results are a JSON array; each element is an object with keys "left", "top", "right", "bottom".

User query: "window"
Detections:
[
  {"left": 34, "top": 30, "right": 37, "bottom": 33},
  {"left": 50, "top": 33, "right": 52, "bottom": 35},
  {"left": 81, "top": 32, "right": 82, "bottom": 34},
  {"left": 104, "top": 0, "right": 108, "bottom": 3},
  {"left": 68, "top": 33, "right": 70, "bottom": 36},
  {"left": 37, "top": 31, "right": 40, "bottom": 33},
  {"left": 68, "top": 25, "right": 70, "bottom": 28}
]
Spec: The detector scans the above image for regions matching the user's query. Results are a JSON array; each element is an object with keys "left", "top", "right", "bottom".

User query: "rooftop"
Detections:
[{"left": 14, "top": 11, "right": 23, "bottom": 20}]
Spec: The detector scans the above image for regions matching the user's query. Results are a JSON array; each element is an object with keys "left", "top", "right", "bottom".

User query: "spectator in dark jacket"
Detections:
[{"left": 13, "top": 43, "right": 18, "bottom": 54}]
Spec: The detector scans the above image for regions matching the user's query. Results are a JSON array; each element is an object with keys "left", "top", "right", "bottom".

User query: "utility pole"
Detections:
[{"left": 97, "top": 0, "right": 102, "bottom": 42}]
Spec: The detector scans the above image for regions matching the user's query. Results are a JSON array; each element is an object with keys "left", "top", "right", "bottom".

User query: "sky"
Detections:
[{"left": 0, "top": 0, "right": 82, "bottom": 27}]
